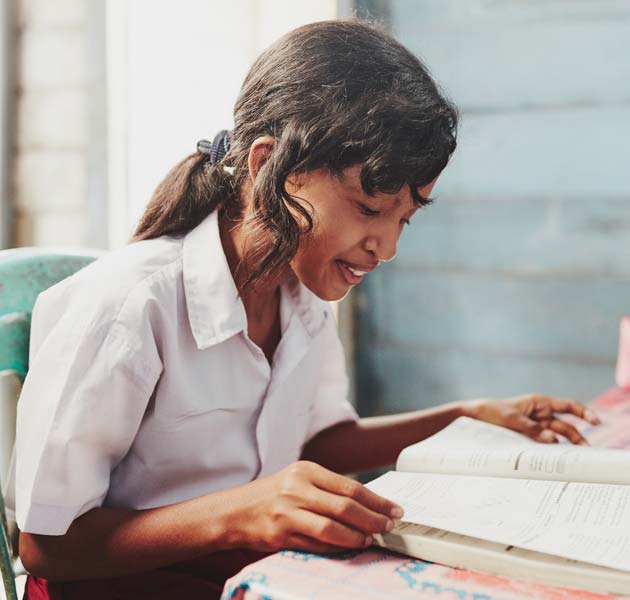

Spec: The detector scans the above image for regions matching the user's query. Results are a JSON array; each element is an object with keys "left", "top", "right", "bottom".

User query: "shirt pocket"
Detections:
[
  {"left": 151, "top": 377, "right": 265, "bottom": 430},
  {"left": 152, "top": 341, "right": 270, "bottom": 427}
]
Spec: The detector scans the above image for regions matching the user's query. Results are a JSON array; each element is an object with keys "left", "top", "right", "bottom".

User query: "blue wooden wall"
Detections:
[{"left": 354, "top": 0, "right": 630, "bottom": 415}]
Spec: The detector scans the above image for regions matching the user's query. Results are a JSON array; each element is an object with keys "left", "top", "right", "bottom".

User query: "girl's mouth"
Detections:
[{"left": 336, "top": 260, "right": 368, "bottom": 285}]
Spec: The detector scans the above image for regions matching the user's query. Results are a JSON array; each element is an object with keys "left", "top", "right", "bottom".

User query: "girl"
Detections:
[{"left": 10, "top": 19, "right": 599, "bottom": 600}]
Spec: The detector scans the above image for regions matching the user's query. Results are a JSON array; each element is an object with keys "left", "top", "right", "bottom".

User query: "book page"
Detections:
[
  {"left": 397, "top": 416, "right": 630, "bottom": 485},
  {"left": 367, "top": 470, "right": 630, "bottom": 572}
]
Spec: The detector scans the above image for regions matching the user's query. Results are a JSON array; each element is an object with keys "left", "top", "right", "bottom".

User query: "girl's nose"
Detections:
[{"left": 364, "top": 229, "right": 398, "bottom": 263}]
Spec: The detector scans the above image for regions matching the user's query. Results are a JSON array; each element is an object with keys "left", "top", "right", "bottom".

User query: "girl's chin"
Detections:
[
  {"left": 319, "top": 288, "right": 349, "bottom": 302},
  {"left": 318, "top": 278, "right": 354, "bottom": 302},
  {"left": 298, "top": 275, "right": 350, "bottom": 302},
  {"left": 291, "top": 262, "right": 354, "bottom": 302}
]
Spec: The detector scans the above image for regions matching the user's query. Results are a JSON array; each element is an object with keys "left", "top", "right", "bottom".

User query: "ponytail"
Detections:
[{"left": 131, "top": 152, "right": 238, "bottom": 242}]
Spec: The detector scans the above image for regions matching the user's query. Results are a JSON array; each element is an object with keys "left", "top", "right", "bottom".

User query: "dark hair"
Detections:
[{"left": 132, "top": 19, "right": 458, "bottom": 291}]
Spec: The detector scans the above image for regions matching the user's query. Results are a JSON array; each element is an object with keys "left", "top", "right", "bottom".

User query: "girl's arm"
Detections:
[
  {"left": 19, "top": 461, "right": 402, "bottom": 581},
  {"left": 19, "top": 490, "right": 235, "bottom": 580},
  {"left": 301, "top": 401, "right": 465, "bottom": 474},
  {"left": 301, "top": 394, "right": 600, "bottom": 474}
]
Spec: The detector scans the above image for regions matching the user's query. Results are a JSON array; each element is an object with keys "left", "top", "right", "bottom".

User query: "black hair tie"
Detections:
[{"left": 197, "top": 130, "right": 232, "bottom": 164}]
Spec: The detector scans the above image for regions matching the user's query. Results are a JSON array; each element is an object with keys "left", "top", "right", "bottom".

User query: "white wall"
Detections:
[
  {"left": 108, "top": 0, "right": 337, "bottom": 248},
  {"left": 13, "top": 0, "right": 89, "bottom": 247}
]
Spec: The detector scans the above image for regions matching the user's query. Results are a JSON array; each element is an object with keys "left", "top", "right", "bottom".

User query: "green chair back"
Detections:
[{"left": 0, "top": 247, "right": 101, "bottom": 600}]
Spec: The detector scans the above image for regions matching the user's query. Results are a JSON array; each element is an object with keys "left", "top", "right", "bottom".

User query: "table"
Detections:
[{"left": 222, "top": 386, "right": 630, "bottom": 600}]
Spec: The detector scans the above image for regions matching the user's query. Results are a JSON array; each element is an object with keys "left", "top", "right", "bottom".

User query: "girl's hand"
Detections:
[
  {"left": 227, "top": 461, "right": 403, "bottom": 555},
  {"left": 462, "top": 394, "right": 601, "bottom": 445}
]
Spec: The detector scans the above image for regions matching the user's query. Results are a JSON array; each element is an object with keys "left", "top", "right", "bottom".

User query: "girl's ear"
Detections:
[{"left": 247, "top": 136, "right": 275, "bottom": 183}]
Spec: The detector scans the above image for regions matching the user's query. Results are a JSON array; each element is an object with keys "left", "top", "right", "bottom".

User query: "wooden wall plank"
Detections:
[
  {"left": 397, "top": 195, "right": 630, "bottom": 273},
  {"left": 360, "top": 270, "right": 626, "bottom": 359},
  {"left": 392, "top": 0, "right": 630, "bottom": 110},
  {"left": 355, "top": 343, "right": 615, "bottom": 415},
  {"left": 444, "top": 108, "right": 630, "bottom": 198}
]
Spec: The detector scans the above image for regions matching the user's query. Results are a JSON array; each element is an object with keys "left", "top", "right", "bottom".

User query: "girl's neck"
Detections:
[{"left": 219, "top": 211, "right": 284, "bottom": 363}]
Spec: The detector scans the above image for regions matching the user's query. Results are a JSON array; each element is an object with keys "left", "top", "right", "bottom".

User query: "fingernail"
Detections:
[
  {"left": 384, "top": 519, "right": 394, "bottom": 532},
  {"left": 390, "top": 506, "right": 404, "bottom": 519},
  {"left": 540, "top": 430, "right": 555, "bottom": 442},
  {"left": 364, "top": 535, "right": 373, "bottom": 546},
  {"left": 585, "top": 409, "right": 601, "bottom": 424}
]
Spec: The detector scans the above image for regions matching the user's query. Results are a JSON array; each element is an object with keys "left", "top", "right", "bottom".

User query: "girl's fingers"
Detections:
[
  {"left": 513, "top": 415, "right": 556, "bottom": 442},
  {"left": 513, "top": 412, "right": 590, "bottom": 445},
  {"left": 541, "top": 397, "right": 601, "bottom": 425},
  {"left": 547, "top": 418, "right": 589, "bottom": 445},
  {"left": 514, "top": 412, "right": 591, "bottom": 445},
  {"left": 285, "top": 533, "right": 363, "bottom": 555},
  {"left": 292, "top": 508, "right": 371, "bottom": 549},
  {"left": 307, "top": 487, "right": 393, "bottom": 535},
  {"left": 307, "top": 464, "right": 403, "bottom": 519}
]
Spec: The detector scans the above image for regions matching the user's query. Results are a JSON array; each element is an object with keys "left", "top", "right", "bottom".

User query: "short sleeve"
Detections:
[
  {"left": 13, "top": 283, "right": 163, "bottom": 535},
  {"left": 303, "top": 308, "right": 359, "bottom": 443}
]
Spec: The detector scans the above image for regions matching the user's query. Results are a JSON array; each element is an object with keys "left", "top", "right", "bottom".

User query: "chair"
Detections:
[{"left": 0, "top": 248, "right": 102, "bottom": 600}]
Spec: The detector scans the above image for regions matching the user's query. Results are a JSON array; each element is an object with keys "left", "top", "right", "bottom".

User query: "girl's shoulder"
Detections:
[
  {"left": 34, "top": 235, "right": 187, "bottom": 336},
  {"left": 88, "top": 235, "right": 185, "bottom": 295}
]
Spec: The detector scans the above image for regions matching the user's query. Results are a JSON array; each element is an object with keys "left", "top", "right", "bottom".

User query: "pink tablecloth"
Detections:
[{"left": 222, "top": 387, "right": 630, "bottom": 600}]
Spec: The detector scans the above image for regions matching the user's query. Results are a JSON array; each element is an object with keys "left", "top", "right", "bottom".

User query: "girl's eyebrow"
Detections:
[
  {"left": 339, "top": 175, "right": 364, "bottom": 195},
  {"left": 338, "top": 174, "right": 428, "bottom": 208}
]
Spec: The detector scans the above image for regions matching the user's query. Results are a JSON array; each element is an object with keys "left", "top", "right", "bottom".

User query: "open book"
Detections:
[{"left": 366, "top": 416, "right": 630, "bottom": 595}]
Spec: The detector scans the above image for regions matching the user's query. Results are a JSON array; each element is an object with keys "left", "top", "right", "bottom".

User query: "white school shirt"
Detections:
[{"left": 7, "top": 210, "right": 358, "bottom": 536}]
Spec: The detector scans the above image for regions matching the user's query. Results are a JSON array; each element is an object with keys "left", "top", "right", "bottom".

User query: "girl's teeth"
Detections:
[{"left": 347, "top": 266, "right": 367, "bottom": 276}]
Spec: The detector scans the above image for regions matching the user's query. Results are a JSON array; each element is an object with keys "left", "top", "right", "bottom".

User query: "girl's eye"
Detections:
[{"left": 358, "top": 204, "right": 380, "bottom": 217}]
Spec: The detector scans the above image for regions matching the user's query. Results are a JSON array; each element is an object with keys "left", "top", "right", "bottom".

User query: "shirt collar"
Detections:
[{"left": 182, "top": 210, "right": 328, "bottom": 350}]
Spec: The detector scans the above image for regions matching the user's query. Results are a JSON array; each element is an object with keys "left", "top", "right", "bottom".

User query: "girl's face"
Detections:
[{"left": 287, "top": 166, "right": 438, "bottom": 301}]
